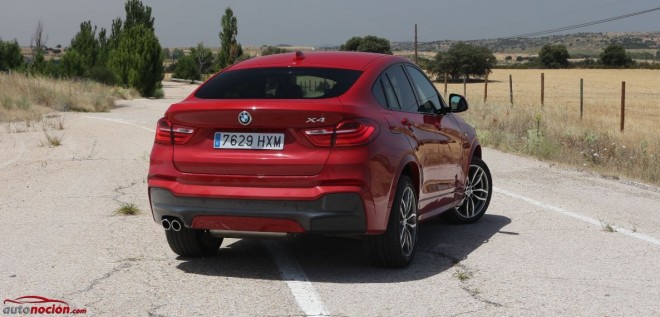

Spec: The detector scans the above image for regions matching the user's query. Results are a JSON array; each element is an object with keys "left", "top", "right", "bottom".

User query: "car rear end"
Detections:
[{"left": 148, "top": 52, "right": 390, "bottom": 240}]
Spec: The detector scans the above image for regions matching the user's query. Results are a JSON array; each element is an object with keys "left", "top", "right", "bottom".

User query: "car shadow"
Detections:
[{"left": 176, "top": 214, "right": 511, "bottom": 283}]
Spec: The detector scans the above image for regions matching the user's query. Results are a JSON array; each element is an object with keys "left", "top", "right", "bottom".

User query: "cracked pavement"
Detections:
[{"left": 1, "top": 82, "right": 659, "bottom": 316}]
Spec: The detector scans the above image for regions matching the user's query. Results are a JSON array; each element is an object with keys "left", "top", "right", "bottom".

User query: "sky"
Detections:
[{"left": 1, "top": 0, "right": 659, "bottom": 48}]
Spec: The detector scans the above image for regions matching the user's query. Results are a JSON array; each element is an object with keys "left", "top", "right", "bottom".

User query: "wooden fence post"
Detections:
[
  {"left": 484, "top": 74, "right": 488, "bottom": 103},
  {"left": 463, "top": 77, "right": 467, "bottom": 97},
  {"left": 580, "top": 78, "right": 584, "bottom": 120},
  {"left": 444, "top": 73, "right": 448, "bottom": 97},
  {"left": 509, "top": 74, "right": 514, "bottom": 105},
  {"left": 541, "top": 72, "right": 545, "bottom": 106},
  {"left": 621, "top": 81, "right": 626, "bottom": 132}
]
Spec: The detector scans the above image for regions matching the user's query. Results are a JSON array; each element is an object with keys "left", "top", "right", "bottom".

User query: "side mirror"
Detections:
[{"left": 449, "top": 94, "right": 469, "bottom": 113}]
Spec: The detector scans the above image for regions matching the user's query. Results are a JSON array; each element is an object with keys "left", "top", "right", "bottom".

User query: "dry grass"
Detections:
[
  {"left": 0, "top": 72, "right": 138, "bottom": 122},
  {"left": 41, "top": 133, "right": 63, "bottom": 147},
  {"left": 441, "top": 69, "right": 660, "bottom": 185}
]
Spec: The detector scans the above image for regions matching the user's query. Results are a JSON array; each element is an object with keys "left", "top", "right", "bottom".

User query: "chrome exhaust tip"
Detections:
[
  {"left": 161, "top": 219, "right": 171, "bottom": 231},
  {"left": 170, "top": 219, "right": 182, "bottom": 232}
]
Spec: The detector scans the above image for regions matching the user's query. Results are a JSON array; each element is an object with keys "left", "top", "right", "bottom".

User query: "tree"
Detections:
[
  {"left": 427, "top": 43, "right": 496, "bottom": 81},
  {"left": 29, "top": 20, "right": 49, "bottom": 74},
  {"left": 600, "top": 45, "right": 633, "bottom": 68},
  {"left": 173, "top": 55, "right": 199, "bottom": 81},
  {"left": 0, "top": 39, "right": 24, "bottom": 71},
  {"left": 261, "top": 46, "right": 289, "bottom": 56},
  {"left": 123, "top": 0, "right": 154, "bottom": 31},
  {"left": 217, "top": 7, "right": 243, "bottom": 69},
  {"left": 62, "top": 21, "right": 100, "bottom": 77},
  {"left": 31, "top": 20, "right": 48, "bottom": 54},
  {"left": 539, "top": 44, "right": 569, "bottom": 68},
  {"left": 340, "top": 35, "right": 392, "bottom": 54},
  {"left": 97, "top": 28, "right": 110, "bottom": 67},
  {"left": 190, "top": 43, "right": 214, "bottom": 75},
  {"left": 108, "top": 25, "right": 163, "bottom": 96},
  {"left": 340, "top": 37, "right": 362, "bottom": 51},
  {"left": 106, "top": 0, "right": 164, "bottom": 96}
]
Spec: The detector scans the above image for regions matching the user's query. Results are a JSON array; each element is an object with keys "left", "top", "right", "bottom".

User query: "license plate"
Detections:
[{"left": 213, "top": 132, "right": 284, "bottom": 150}]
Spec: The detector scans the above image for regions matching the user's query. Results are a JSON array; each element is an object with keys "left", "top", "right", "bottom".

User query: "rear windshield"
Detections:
[{"left": 195, "top": 67, "right": 362, "bottom": 99}]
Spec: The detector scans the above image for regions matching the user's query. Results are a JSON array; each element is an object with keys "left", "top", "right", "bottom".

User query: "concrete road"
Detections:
[{"left": 1, "top": 82, "right": 659, "bottom": 316}]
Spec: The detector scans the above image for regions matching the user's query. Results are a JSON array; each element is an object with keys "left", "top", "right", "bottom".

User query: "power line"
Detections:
[{"left": 501, "top": 6, "right": 660, "bottom": 39}]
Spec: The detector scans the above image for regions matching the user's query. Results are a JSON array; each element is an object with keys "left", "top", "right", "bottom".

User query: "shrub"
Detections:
[
  {"left": 173, "top": 55, "right": 200, "bottom": 81},
  {"left": 86, "top": 65, "right": 117, "bottom": 85},
  {"left": 153, "top": 88, "right": 164, "bottom": 99},
  {"left": 0, "top": 39, "right": 24, "bottom": 71}
]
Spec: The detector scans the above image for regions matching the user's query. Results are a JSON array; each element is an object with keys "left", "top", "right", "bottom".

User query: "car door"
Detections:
[
  {"left": 403, "top": 64, "right": 467, "bottom": 213},
  {"left": 378, "top": 65, "right": 448, "bottom": 214}
]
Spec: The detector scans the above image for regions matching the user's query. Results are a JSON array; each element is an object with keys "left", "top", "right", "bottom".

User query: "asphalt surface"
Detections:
[{"left": 1, "top": 82, "right": 659, "bottom": 316}]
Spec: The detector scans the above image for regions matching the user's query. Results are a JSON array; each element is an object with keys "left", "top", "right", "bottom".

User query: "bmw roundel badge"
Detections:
[{"left": 238, "top": 111, "right": 252, "bottom": 125}]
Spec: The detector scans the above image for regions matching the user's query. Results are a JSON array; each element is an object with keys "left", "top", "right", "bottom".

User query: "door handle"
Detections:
[{"left": 401, "top": 118, "right": 413, "bottom": 128}]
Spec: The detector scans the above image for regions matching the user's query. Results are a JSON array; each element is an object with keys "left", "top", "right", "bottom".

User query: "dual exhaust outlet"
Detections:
[{"left": 162, "top": 218, "right": 182, "bottom": 231}]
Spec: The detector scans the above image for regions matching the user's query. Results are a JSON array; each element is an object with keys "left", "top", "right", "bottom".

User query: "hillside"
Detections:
[{"left": 393, "top": 32, "right": 660, "bottom": 56}]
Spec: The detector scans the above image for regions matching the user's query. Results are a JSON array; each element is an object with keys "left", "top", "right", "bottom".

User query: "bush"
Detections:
[
  {"left": 173, "top": 55, "right": 200, "bottom": 81},
  {"left": 153, "top": 88, "right": 164, "bottom": 99},
  {"left": 261, "top": 46, "right": 289, "bottom": 56},
  {"left": 0, "top": 39, "right": 24, "bottom": 71},
  {"left": 85, "top": 65, "right": 117, "bottom": 85}
]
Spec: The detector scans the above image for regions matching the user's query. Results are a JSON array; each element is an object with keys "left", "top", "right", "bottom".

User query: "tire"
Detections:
[
  {"left": 165, "top": 226, "right": 223, "bottom": 257},
  {"left": 366, "top": 175, "right": 418, "bottom": 268},
  {"left": 443, "top": 158, "right": 492, "bottom": 224}
]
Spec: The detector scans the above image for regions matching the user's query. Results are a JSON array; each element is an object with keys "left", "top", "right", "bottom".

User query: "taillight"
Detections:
[
  {"left": 154, "top": 117, "right": 196, "bottom": 145},
  {"left": 303, "top": 128, "right": 334, "bottom": 147},
  {"left": 303, "top": 118, "right": 378, "bottom": 147},
  {"left": 334, "top": 120, "right": 378, "bottom": 146}
]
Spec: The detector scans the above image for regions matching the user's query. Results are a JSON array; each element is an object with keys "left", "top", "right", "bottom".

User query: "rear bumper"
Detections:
[{"left": 149, "top": 187, "right": 367, "bottom": 234}]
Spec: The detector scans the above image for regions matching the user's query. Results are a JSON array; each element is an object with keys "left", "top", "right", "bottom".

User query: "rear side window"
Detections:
[
  {"left": 371, "top": 78, "right": 388, "bottom": 108},
  {"left": 195, "top": 67, "right": 362, "bottom": 99},
  {"left": 384, "top": 66, "right": 418, "bottom": 113}
]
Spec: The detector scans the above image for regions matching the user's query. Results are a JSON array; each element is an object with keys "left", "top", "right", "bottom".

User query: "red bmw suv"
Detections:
[{"left": 148, "top": 51, "right": 492, "bottom": 267}]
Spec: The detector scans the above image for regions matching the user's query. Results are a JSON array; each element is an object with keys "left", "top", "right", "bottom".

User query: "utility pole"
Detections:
[{"left": 414, "top": 24, "right": 418, "bottom": 64}]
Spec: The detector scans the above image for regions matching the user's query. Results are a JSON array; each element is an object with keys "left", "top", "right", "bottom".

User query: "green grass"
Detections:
[
  {"left": 602, "top": 222, "right": 617, "bottom": 233},
  {"left": 453, "top": 268, "right": 474, "bottom": 282},
  {"left": 115, "top": 202, "right": 140, "bottom": 216}
]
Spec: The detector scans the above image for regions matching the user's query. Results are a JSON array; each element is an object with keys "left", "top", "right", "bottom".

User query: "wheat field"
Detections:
[{"left": 438, "top": 69, "right": 660, "bottom": 185}]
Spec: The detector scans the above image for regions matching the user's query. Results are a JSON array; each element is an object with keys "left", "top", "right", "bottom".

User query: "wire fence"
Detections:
[{"left": 439, "top": 69, "right": 660, "bottom": 134}]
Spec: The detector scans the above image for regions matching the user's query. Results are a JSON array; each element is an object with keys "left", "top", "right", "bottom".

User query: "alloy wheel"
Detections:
[
  {"left": 456, "top": 163, "right": 490, "bottom": 218},
  {"left": 399, "top": 186, "right": 417, "bottom": 257}
]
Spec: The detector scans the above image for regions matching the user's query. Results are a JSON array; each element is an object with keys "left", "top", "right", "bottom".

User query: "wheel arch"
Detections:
[
  {"left": 471, "top": 143, "right": 482, "bottom": 160},
  {"left": 382, "top": 158, "right": 420, "bottom": 227}
]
